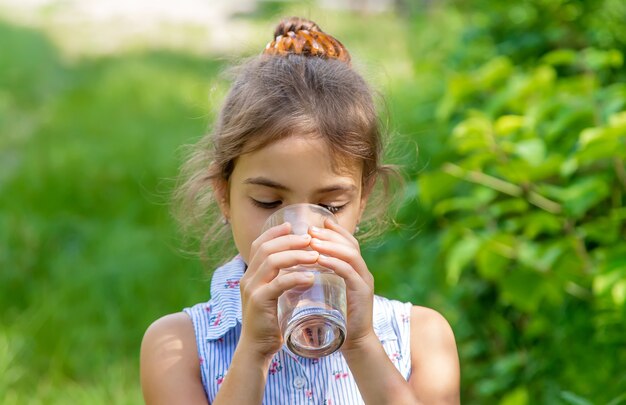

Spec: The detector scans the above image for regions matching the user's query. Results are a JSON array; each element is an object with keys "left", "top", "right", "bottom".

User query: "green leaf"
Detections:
[
  {"left": 593, "top": 268, "right": 626, "bottom": 298},
  {"left": 493, "top": 352, "right": 527, "bottom": 376},
  {"left": 560, "top": 157, "right": 578, "bottom": 177},
  {"left": 522, "top": 212, "right": 563, "bottom": 239},
  {"left": 542, "top": 49, "right": 578, "bottom": 66},
  {"left": 592, "top": 244, "right": 626, "bottom": 309},
  {"left": 499, "top": 387, "right": 529, "bottom": 405},
  {"left": 607, "top": 392, "right": 626, "bottom": 405},
  {"left": 477, "top": 57, "right": 514, "bottom": 89},
  {"left": 494, "top": 115, "right": 525, "bottom": 136},
  {"left": 582, "top": 48, "right": 624, "bottom": 71},
  {"left": 476, "top": 236, "right": 513, "bottom": 281},
  {"left": 560, "top": 391, "right": 595, "bottom": 405},
  {"left": 436, "top": 75, "right": 475, "bottom": 121},
  {"left": 434, "top": 188, "right": 497, "bottom": 217},
  {"left": 517, "top": 241, "right": 564, "bottom": 273},
  {"left": 612, "top": 279, "right": 626, "bottom": 307},
  {"left": 417, "top": 171, "right": 458, "bottom": 206},
  {"left": 499, "top": 268, "right": 545, "bottom": 312},
  {"left": 435, "top": 197, "right": 481, "bottom": 217},
  {"left": 609, "top": 110, "right": 626, "bottom": 127},
  {"left": 529, "top": 65, "right": 557, "bottom": 90},
  {"left": 514, "top": 138, "right": 546, "bottom": 166},
  {"left": 488, "top": 198, "right": 529, "bottom": 218},
  {"left": 494, "top": 159, "right": 534, "bottom": 183},
  {"left": 446, "top": 236, "right": 481, "bottom": 285},
  {"left": 579, "top": 127, "right": 601, "bottom": 146},
  {"left": 540, "top": 176, "right": 611, "bottom": 218},
  {"left": 452, "top": 115, "right": 492, "bottom": 154},
  {"left": 581, "top": 216, "right": 622, "bottom": 245}
]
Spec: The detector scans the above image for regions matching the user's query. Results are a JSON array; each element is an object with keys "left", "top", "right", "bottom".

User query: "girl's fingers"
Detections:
[
  {"left": 260, "top": 222, "right": 292, "bottom": 241},
  {"left": 316, "top": 254, "right": 373, "bottom": 290},
  {"left": 309, "top": 237, "right": 370, "bottom": 281},
  {"left": 308, "top": 224, "right": 355, "bottom": 249},
  {"left": 249, "top": 222, "right": 292, "bottom": 258},
  {"left": 258, "top": 271, "right": 316, "bottom": 301},
  {"left": 244, "top": 249, "right": 320, "bottom": 290},
  {"left": 247, "top": 232, "right": 313, "bottom": 274},
  {"left": 324, "top": 219, "right": 360, "bottom": 248}
]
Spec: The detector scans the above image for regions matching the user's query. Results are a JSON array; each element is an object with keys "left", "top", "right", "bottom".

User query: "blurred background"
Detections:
[{"left": 1, "top": 0, "right": 625, "bottom": 403}]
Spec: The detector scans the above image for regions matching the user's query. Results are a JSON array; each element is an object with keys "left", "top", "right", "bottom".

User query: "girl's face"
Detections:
[{"left": 215, "top": 136, "right": 368, "bottom": 264}]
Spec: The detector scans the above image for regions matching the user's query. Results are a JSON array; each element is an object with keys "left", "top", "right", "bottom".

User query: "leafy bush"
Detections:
[
  {"left": 417, "top": 47, "right": 626, "bottom": 402},
  {"left": 449, "top": 0, "right": 626, "bottom": 71}
]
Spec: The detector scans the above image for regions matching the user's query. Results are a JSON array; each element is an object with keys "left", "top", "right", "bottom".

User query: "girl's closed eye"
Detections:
[
  {"left": 251, "top": 198, "right": 282, "bottom": 209},
  {"left": 318, "top": 203, "right": 347, "bottom": 214},
  {"left": 251, "top": 198, "right": 346, "bottom": 214}
]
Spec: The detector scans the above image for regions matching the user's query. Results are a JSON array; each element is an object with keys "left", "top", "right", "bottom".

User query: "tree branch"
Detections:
[{"left": 442, "top": 163, "right": 563, "bottom": 214}]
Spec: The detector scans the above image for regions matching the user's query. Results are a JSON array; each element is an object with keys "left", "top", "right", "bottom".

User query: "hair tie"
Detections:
[{"left": 263, "top": 29, "right": 351, "bottom": 65}]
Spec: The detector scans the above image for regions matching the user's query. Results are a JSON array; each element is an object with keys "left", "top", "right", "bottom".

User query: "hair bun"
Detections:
[
  {"left": 264, "top": 17, "right": 351, "bottom": 65},
  {"left": 273, "top": 17, "right": 322, "bottom": 38}
]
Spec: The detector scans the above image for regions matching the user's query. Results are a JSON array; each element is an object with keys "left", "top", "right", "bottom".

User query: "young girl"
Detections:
[{"left": 141, "top": 17, "right": 460, "bottom": 404}]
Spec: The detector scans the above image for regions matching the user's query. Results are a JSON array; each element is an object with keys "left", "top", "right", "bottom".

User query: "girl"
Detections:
[{"left": 141, "top": 17, "right": 460, "bottom": 405}]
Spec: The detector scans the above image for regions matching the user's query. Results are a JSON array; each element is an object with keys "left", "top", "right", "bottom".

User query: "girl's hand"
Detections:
[
  {"left": 308, "top": 219, "right": 376, "bottom": 352},
  {"left": 238, "top": 222, "right": 318, "bottom": 359}
]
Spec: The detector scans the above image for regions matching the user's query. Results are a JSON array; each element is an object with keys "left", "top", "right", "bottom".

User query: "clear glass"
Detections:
[{"left": 262, "top": 203, "right": 347, "bottom": 358}]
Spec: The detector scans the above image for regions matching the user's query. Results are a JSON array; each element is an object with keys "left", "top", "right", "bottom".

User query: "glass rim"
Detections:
[
  {"left": 269, "top": 203, "right": 336, "bottom": 218},
  {"left": 261, "top": 203, "right": 338, "bottom": 233}
]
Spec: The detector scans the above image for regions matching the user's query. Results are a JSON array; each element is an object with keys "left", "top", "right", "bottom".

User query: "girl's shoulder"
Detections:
[
  {"left": 408, "top": 305, "right": 460, "bottom": 401},
  {"left": 372, "top": 296, "right": 455, "bottom": 348},
  {"left": 372, "top": 295, "right": 455, "bottom": 341},
  {"left": 409, "top": 305, "right": 456, "bottom": 345},
  {"left": 140, "top": 312, "right": 207, "bottom": 404},
  {"left": 142, "top": 312, "right": 196, "bottom": 346},
  {"left": 407, "top": 304, "right": 458, "bottom": 359}
]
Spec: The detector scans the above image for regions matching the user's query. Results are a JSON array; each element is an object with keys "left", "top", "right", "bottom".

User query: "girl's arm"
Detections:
[
  {"left": 211, "top": 342, "right": 272, "bottom": 404},
  {"left": 140, "top": 313, "right": 209, "bottom": 405},
  {"left": 408, "top": 306, "right": 460, "bottom": 403}
]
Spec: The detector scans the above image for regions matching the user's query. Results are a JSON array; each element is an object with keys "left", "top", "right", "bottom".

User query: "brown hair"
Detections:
[{"left": 174, "top": 17, "right": 401, "bottom": 263}]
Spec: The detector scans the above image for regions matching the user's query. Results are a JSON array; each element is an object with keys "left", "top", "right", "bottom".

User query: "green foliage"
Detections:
[
  {"left": 368, "top": 1, "right": 626, "bottom": 403},
  {"left": 450, "top": 0, "right": 626, "bottom": 70},
  {"left": 428, "top": 52, "right": 626, "bottom": 401},
  {"left": 389, "top": 3, "right": 626, "bottom": 401}
]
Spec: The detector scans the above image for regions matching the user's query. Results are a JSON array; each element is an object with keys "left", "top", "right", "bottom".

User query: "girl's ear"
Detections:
[{"left": 211, "top": 176, "right": 230, "bottom": 221}]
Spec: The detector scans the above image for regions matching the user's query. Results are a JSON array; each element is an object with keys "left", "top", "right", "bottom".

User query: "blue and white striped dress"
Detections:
[{"left": 184, "top": 256, "right": 413, "bottom": 404}]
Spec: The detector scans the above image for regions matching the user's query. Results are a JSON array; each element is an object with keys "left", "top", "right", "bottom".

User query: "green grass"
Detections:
[{"left": 0, "top": 21, "right": 220, "bottom": 402}]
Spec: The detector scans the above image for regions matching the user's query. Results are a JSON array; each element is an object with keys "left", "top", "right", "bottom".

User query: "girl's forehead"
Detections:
[
  {"left": 234, "top": 136, "right": 363, "bottom": 182},
  {"left": 237, "top": 135, "right": 363, "bottom": 177}
]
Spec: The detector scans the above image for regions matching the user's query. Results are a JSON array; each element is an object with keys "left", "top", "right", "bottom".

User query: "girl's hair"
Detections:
[{"left": 174, "top": 17, "right": 401, "bottom": 263}]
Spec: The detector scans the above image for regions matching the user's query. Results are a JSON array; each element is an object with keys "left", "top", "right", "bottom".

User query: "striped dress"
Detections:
[{"left": 183, "top": 256, "right": 413, "bottom": 404}]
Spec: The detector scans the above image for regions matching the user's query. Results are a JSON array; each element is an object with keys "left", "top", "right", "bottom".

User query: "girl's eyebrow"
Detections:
[
  {"left": 243, "top": 176, "right": 289, "bottom": 191},
  {"left": 243, "top": 176, "right": 357, "bottom": 193}
]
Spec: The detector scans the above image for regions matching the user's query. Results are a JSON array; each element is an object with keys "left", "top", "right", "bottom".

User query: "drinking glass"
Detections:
[{"left": 262, "top": 203, "right": 347, "bottom": 358}]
